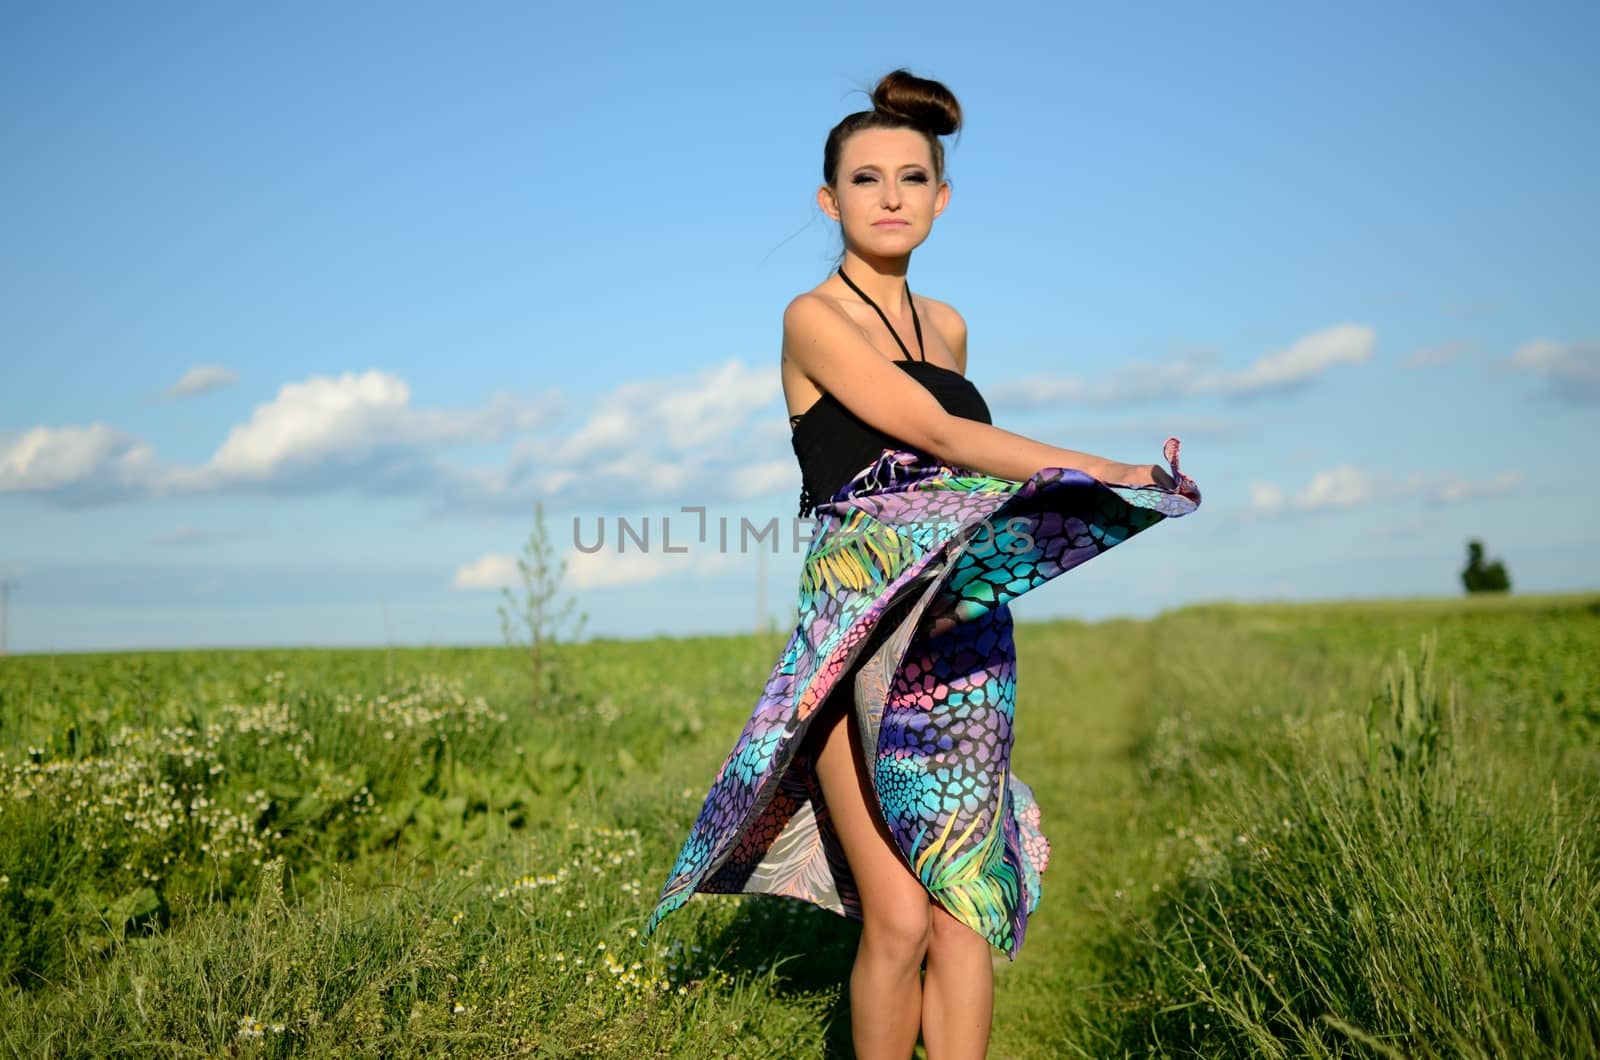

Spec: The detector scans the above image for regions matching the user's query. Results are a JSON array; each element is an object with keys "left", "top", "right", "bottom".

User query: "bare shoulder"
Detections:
[
  {"left": 917, "top": 294, "right": 968, "bottom": 374},
  {"left": 780, "top": 292, "right": 833, "bottom": 358},
  {"left": 782, "top": 290, "right": 834, "bottom": 329},
  {"left": 918, "top": 294, "right": 966, "bottom": 336},
  {"left": 780, "top": 291, "right": 847, "bottom": 384}
]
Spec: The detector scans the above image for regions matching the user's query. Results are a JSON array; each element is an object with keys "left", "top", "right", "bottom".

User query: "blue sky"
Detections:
[{"left": 2, "top": 1, "right": 1596, "bottom": 653}]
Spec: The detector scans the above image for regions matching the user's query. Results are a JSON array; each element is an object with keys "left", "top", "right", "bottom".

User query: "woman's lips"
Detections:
[{"left": 873, "top": 220, "right": 910, "bottom": 227}]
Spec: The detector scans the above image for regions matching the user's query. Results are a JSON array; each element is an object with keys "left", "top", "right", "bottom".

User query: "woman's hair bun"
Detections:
[
  {"left": 820, "top": 68, "right": 963, "bottom": 187},
  {"left": 871, "top": 68, "right": 961, "bottom": 138}
]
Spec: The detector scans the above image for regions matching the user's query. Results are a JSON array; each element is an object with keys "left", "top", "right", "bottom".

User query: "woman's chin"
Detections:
[{"left": 853, "top": 228, "right": 927, "bottom": 254}]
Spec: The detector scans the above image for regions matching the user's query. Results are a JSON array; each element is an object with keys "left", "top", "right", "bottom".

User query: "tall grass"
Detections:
[
  {"left": 0, "top": 639, "right": 838, "bottom": 1057},
  {"left": 1075, "top": 617, "right": 1600, "bottom": 1058},
  {"left": 0, "top": 598, "right": 1596, "bottom": 1057},
  {"left": 0, "top": 666, "right": 511, "bottom": 991}
]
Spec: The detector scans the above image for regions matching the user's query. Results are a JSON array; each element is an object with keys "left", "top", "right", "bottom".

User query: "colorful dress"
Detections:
[{"left": 644, "top": 439, "right": 1201, "bottom": 959}]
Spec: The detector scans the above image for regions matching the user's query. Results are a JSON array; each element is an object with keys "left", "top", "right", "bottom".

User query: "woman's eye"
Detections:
[{"left": 852, "top": 173, "right": 927, "bottom": 185}]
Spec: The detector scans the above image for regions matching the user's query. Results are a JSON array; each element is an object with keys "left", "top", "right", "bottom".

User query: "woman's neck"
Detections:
[{"left": 838, "top": 251, "right": 911, "bottom": 314}]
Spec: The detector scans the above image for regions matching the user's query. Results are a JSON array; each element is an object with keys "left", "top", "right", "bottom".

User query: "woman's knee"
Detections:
[
  {"left": 928, "top": 901, "right": 988, "bottom": 953},
  {"left": 862, "top": 901, "right": 934, "bottom": 963}
]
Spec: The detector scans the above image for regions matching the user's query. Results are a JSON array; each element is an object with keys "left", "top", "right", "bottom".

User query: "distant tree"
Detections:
[
  {"left": 1461, "top": 539, "right": 1511, "bottom": 594},
  {"left": 499, "top": 500, "right": 588, "bottom": 708}
]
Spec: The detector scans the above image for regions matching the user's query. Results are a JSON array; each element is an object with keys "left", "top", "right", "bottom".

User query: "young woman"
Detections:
[{"left": 645, "top": 69, "right": 1200, "bottom": 1059}]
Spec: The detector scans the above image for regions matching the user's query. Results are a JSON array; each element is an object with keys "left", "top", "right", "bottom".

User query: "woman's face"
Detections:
[{"left": 820, "top": 126, "right": 949, "bottom": 257}]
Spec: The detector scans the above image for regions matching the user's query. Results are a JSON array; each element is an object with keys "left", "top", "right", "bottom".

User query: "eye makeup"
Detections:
[{"left": 851, "top": 169, "right": 930, "bottom": 184}]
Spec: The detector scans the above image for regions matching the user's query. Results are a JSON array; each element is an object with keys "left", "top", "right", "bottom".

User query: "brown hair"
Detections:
[{"left": 823, "top": 68, "right": 962, "bottom": 187}]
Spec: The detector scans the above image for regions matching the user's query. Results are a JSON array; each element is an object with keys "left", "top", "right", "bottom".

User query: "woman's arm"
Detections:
[{"left": 783, "top": 293, "right": 1164, "bottom": 486}]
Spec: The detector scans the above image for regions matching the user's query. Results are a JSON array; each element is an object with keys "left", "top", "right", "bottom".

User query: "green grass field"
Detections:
[{"left": 1, "top": 593, "right": 1597, "bottom": 1058}]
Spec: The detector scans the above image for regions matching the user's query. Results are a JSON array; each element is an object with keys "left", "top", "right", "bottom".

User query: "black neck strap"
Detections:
[{"left": 837, "top": 266, "right": 924, "bottom": 363}]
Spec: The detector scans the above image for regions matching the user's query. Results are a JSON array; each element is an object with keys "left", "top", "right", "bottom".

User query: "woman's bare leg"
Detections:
[
  {"left": 808, "top": 691, "right": 933, "bottom": 1060},
  {"left": 921, "top": 901, "right": 994, "bottom": 1059}
]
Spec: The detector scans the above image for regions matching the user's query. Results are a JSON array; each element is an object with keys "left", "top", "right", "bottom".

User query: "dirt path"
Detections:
[{"left": 987, "top": 617, "right": 1162, "bottom": 1059}]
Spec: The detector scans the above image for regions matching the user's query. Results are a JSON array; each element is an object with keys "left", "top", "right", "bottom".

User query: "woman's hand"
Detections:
[{"left": 1103, "top": 461, "right": 1176, "bottom": 490}]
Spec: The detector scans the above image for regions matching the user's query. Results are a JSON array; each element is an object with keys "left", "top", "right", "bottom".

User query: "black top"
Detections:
[
  {"left": 789, "top": 360, "right": 992, "bottom": 516},
  {"left": 789, "top": 268, "right": 991, "bottom": 516}
]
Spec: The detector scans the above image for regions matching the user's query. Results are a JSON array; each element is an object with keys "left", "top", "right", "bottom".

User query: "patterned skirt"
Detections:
[{"left": 643, "top": 439, "right": 1202, "bottom": 959}]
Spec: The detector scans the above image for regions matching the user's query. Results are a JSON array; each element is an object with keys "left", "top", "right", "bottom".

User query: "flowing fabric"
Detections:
[{"left": 643, "top": 439, "right": 1201, "bottom": 959}]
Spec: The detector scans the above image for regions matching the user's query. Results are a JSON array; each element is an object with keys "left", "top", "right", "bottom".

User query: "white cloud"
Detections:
[
  {"left": 1248, "top": 466, "right": 1522, "bottom": 517},
  {"left": 0, "top": 423, "right": 160, "bottom": 504},
  {"left": 174, "top": 370, "right": 549, "bottom": 490},
  {"left": 189, "top": 370, "right": 413, "bottom": 485},
  {"left": 1509, "top": 338, "right": 1600, "bottom": 400},
  {"left": 1, "top": 370, "right": 557, "bottom": 506},
  {"left": 730, "top": 459, "right": 795, "bottom": 499},
  {"left": 1226, "top": 324, "right": 1374, "bottom": 393},
  {"left": 453, "top": 553, "right": 519, "bottom": 590},
  {"left": 565, "top": 549, "right": 674, "bottom": 590},
  {"left": 556, "top": 405, "right": 638, "bottom": 464},
  {"left": 1410, "top": 470, "right": 1522, "bottom": 506},
  {"left": 1297, "top": 466, "right": 1377, "bottom": 511},
  {"left": 0, "top": 357, "right": 833, "bottom": 514},
  {"left": 989, "top": 324, "right": 1375, "bottom": 409},
  {"left": 547, "top": 358, "right": 780, "bottom": 465},
  {"left": 164, "top": 364, "right": 238, "bottom": 399},
  {"left": 1247, "top": 481, "right": 1287, "bottom": 515},
  {"left": 656, "top": 360, "right": 784, "bottom": 449},
  {"left": 485, "top": 358, "right": 787, "bottom": 510},
  {"left": 564, "top": 544, "right": 736, "bottom": 590},
  {"left": 459, "top": 528, "right": 752, "bottom": 595}
]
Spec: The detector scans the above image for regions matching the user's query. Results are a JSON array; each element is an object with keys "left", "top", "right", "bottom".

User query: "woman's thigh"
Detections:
[{"left": 807, "top": 685, "right": 932, "bottom": 943}]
